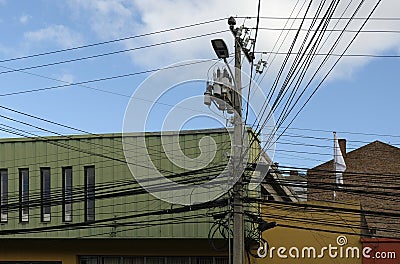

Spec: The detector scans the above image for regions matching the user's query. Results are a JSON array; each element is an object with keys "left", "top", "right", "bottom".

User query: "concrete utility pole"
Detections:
[
  {"left": 209, "top": 16, "right": 254, "bottom": 264},
  {"left": 232, "top": 19, "right": 244, "bottom": 264},
  {"left": 229, "top": 16, "right": 255, "bottom": 264}
]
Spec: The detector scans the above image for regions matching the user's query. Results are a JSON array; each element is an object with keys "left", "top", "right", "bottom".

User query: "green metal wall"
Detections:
[{"left": 0, "top": 129, "right": 261, "bottom": 239}]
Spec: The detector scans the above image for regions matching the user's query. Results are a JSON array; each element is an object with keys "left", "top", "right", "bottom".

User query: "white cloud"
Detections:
[
  {"left": 24, "top": 25, "right": 84, "bottom": 49},
  {"left": 302, "top": 0, "right": 400, "bottom": 82},
  {"left": 67, "top": 0, "right": 136, "bottom": 39},
  {"left": 0, "top": 43, "right": 18, "bottom": 58},
  {"left": 19, "top": 15, "right": 31, "bottom": 24},
  {"left": 66, "top": 0, "right": 400, "bottom": 81},
  {"left": 58, "top": 73, "right": 75, "bottom": 84},
  {"left": 66, "top": 0, "right": 275, "bottom": 67}
]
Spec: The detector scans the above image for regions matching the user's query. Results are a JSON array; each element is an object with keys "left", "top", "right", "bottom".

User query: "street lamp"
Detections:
[{"left": 211, "top": 39, "right": 229, "bottom": 59}]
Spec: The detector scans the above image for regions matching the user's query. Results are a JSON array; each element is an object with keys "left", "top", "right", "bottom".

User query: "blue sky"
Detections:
[{"left": 0, "top": 0, "right": 399, "bottom": 169}]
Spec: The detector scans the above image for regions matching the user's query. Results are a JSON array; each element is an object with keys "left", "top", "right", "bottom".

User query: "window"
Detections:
[
  {"left": 146, "top": 258, "right": 164, "bottom": 264},
  {"left": 194, "top": 258, "right": 213, "bottom": 264},
  {"left": 78, "top": 256, "right": 228, "bottom": 264},
  {"left": 78, "top": 257, "right": 98, "bottom": 264},
  {"left": 0, "top": 169, "right": 8, "bottom": 222},
  {"left": 214, "top": 258, "right": 229, "bottom": 264},
  {"left": 166, "top": 257, "right": 190, "bottom": 264},
  {"left": 84, "top": 166, "right": 95, "bottom": 222},
  {"left": 19, "top": 168, "right": 29, "bottom": 222},
  {"left": 41, "top": 168, "right": 51, "bottom": 222},
  {"left": 62, "top": 167, "right": 73, "bottom": 222}
]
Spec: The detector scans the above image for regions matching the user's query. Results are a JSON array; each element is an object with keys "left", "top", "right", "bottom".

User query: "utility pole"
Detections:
[
  {"left": 209, "top": 16, "right": 254, "bottom": 264},
  {"left": 231, "top": 17, "right": 244, "bottom": 264},
  {"left": 229, "top": 16, "right": 256, "bottom": 264}
]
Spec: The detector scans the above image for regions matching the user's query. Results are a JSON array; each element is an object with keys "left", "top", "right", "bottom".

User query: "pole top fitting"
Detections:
[
  {"left": 228, "top": 16, "right": 236, "bottom": 32},
  {"left": 228, "top": 16, "right": 236, "bottom": 26}
]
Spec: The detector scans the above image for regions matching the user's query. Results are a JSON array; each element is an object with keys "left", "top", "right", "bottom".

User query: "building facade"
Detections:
[
  {"left": 307, "top": 140, "right": 400, "bottom": 239},
  {"left": 0, "top": 129, "right": 262, "bottom": 264}
]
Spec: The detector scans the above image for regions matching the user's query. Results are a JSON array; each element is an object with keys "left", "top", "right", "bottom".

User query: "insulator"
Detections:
[
  {"left": 205, "top": 82, "right": 210, "bottom": 92},
  {"left": 236, "top": 26, "right": 244, "bottom": 37},
  {"left": 256, "top": 60, "right": 267, "bottom": 74},
  {"left": 222, "top": 68, "right": 233, "bottom": 92},
  {"left": 223, "top": 68, "right": 229, "bottom": 78},
  {"left": 226, "top": 90, "right": 233, "bottom": 104},
  {"left": 255, "top": 60, "right": 262, "bottom": 72},
  {"left": 222, "top": 84, "right": 228, "bottom": 95},
  {"left": 243, "top": 36, "right": 250, "bottom": 48},
  {"left": 250, "top": 39, "right": 255, "bottom": 47},
  {"left": 203, "top": 92, "right": 211, "bottom": 106},
  {"left": 206, "top": 82, "right": 213, "bottom": 94},
  {"left": 222, "top": 78, "right": 230, "bottom": 93},
  {"left": 214, "top": 68, "right": 222, "bottom": 85},
  {"left": 213, "top": 83, "right": 222, "bottom": 97},
  {"left": 217, "top": 100, "right": 226, "bottom": 111},
  {"left": 227, "top": 106, "right": 234, "bottom": 114}
]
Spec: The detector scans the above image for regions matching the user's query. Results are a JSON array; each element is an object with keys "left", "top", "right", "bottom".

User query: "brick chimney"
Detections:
[{"left": 338, "top": 139, "right": 346, "bottom": 157}]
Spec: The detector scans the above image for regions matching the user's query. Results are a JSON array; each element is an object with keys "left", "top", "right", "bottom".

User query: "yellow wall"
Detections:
[
  {"left": 249, "top": 201, "right": 362, "bottom": 264},
  {"left": 0, "top": 239, "right": 227, "bottom": 264}
]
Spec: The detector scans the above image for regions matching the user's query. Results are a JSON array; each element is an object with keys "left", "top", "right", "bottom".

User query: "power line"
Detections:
[
  {"left": 257, "top": 27, "right": 400, "bottom": 33},
  {"left": 278, "top": 126, "right": 400, "bottom": 139},
  {"left": 247, "top": 0, "right": 341, "bottom": 158},
  {"left": 252, "top": 0, "right": 380, "bottom": 157},
  {"left": 0, "top": 30, "right": 228, "bottom": 76},
  {"left": 256, "top": 51, "right": 400, "bottom": 58},
  {"left": 272, "top": 0, "right": 383, "bottom": 146},
  {"left": 0, "top": 59, "right": 216, "bottom": 99},
  {"left": 256, "top": 16, "right": 400, "bottom": 21},
  {"left": 243, "top": 0, "right": 261, "bottom": 130},
  {"left": 0, "top": 198, "right": 227, "bottom": 235},
  {"left": 0, "top": 18, "right": 226, "bottom": 64}
]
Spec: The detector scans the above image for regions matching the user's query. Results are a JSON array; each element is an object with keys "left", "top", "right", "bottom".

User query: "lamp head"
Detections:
[{"left": 211, "top": 39, "right": 229, "bottom": 59}]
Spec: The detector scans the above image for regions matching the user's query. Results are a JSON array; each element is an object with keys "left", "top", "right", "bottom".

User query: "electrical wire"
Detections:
[
  {"left": 0, "top": 30, "right": 228, "bottom": 76},
  {"left": 0, "top": 18, "right": 227, "bottom": 64},
  {"left": 269, "top": 0, "right": 382, "bottom": 145}
]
